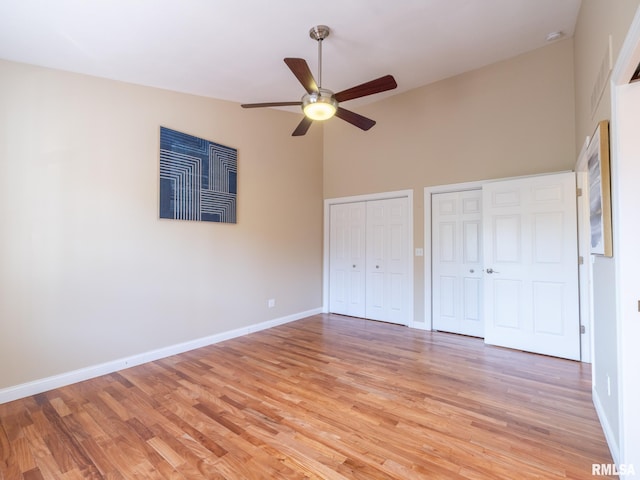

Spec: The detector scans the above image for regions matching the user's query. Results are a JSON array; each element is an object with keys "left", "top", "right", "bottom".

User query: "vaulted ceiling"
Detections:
[{"left": 0, "top": 0, "right": 581, "bottom": 108}]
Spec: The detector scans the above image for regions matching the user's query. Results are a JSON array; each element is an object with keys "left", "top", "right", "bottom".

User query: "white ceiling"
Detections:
[{"left": 0, "top": 0, "right": 581, "bottom": 110}]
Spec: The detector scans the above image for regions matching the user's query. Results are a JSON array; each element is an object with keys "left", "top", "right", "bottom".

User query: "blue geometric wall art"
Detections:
[{"left": 159, "top": 126, "right": 237, "bottom": 223}]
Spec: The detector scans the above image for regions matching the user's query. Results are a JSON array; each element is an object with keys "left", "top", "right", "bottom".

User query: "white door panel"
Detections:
[
  {"left": 483, "top": 172, "right": 580, "bottom": 360},
  {"left": 463, "top": 277, "right": 481, "bottom": 321},
  {"left": 463, "top": 221, "right": 481, "bottom": 263},
  {"left": 329, "top": 197, "right": 410, "bottom": 326},
  {"left": 329, "top": 202, "right": 366, "bottom": 317},
  {"left": 432, "top": 190, "right": 484, "bottom": 337},
  {"left": 366, "top": 197, "right": 410, "bottom": 325},
  {"left": 493, "top": 278, "right": 522, "bottom": 328}
]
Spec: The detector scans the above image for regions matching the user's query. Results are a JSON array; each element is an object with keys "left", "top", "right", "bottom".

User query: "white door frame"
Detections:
[
  {"left": 323, "top": 189, "right": 414, "bottom": 326},
  {"left": 574, "top": 137, "right": 594, "bottom": 364}
]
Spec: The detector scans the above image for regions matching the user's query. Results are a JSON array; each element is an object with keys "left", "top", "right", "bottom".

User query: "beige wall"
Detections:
[
  {"left": 574, "top": 0, "right": 640, "bottom": 151},
  {"left": 0, "top": 60, "right": 324, "bottom": 390},
  {"left": 324, "top": 39, "right": 576, "bottom": 324}
]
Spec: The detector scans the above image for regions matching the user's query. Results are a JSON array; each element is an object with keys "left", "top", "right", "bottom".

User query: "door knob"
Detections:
[
  {"left": 352, "top": 264, "right": 356, "bottom": 268},
  {"left": 486, "top": 268, "right": 499, "bottom": 274},
  {"left": 469, "top": 269, "right": 475, "bottom": 273}
]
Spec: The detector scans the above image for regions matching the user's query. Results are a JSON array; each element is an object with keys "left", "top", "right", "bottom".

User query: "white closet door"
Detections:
[
  {"left": 365, "top": 197, "right": 410, "bottom": 325},
  {"left": 432, "top": 190, "right": 484, "bottom": 337},
  {"left": 482, "top": 172, "right": 580, "bottom": 360},
  {"left": 329, "top": 202, "right": 366, "bottom": 317}
]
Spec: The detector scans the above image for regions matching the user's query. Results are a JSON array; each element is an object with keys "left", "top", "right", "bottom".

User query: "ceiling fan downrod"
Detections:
[{"left": 309, "top": 25, "right": 330, "bottom": 88}]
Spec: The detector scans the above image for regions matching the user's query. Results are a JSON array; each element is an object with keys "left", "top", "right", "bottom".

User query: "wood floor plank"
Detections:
[{"left": 0, "top": 314, "right": 615, "bottom": 479}]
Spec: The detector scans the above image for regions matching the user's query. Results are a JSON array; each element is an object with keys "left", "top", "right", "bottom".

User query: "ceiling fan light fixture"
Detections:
[{"left": 302, "top": 89, "right": 338, "bottom": 121}]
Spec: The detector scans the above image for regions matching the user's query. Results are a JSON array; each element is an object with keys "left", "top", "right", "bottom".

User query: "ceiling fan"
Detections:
[{"left": 241, "top": 25, "right": 398, "bottom": 136}]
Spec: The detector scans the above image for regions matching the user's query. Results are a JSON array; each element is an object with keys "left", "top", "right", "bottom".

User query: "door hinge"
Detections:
[
  {"left": 577, "top": 187, "right": 583, "bottom": 197},
  {"left": 578, "top": 255, "right": 584, "bottom": 265},
  {"left": 580, "top": 325, "right": 586, "bottom": 334}
]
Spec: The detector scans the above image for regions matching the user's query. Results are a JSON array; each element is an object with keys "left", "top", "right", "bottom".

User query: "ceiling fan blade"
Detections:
[
  {"left": 292, "top": 116, "right": 313, "bottom": 136},
  {"left": 284, "top": 58, "right": 319, "bottom": 94},
  {"left": 335, "top": 107, "right": 376, "bottom": 131},
  {"left": 334, "top": 75, "right": 398, "bottom": 103},
  {"left": 241, "top": 101, "right": 301, "bottom": 108}
]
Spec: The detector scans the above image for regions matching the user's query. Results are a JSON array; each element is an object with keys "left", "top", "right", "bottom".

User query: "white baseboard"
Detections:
[
  {"left": 592, "top": 386, "right": 620, "bottom": 465},
  {"left": 0, "top": 308, "right": 322, "bottom": 405}
]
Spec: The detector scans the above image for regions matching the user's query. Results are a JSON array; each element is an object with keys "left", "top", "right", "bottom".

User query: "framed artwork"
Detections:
[
  {"left": 587, "top": 120, "right": 612, "bottom": 256},
  {"left": 159, "top": 127, "right": 237, "bottom": 223}
]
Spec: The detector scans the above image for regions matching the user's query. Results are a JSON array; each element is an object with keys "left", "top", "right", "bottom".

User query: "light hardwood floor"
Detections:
[{"left": 0, "top": 314, "right": 614, "bottom": 479}]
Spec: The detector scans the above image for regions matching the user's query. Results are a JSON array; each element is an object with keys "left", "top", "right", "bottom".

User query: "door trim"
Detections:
[
  {"left": 574, "top": 136, "right": 593, "bottom": 364},
  {"left": 323, "top": 190, "right": 414, "bottom": 326}
]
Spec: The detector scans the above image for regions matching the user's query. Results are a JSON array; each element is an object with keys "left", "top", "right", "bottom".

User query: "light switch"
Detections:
[{"left": 415, "top": 248, "right": 424, "bottom": 257}]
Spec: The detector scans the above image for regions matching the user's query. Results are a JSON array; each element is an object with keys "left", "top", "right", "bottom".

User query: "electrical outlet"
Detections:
[{"left": 268, "top": 299, "right": 276, "bottom": 308}]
